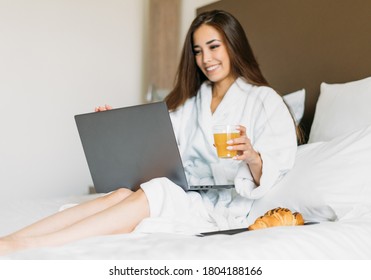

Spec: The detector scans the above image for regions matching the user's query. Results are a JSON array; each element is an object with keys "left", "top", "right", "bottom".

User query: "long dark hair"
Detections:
[{"left": 165, "top": 10, "right": 269, "bottom": 111}]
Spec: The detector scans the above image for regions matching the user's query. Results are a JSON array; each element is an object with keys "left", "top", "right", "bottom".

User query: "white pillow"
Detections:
[
  {"left": 308, "top": 76, "right": 371, "bottom": 143},
  {"left": 283, "top": 89, "right": 305, "bottom": 125},
  {"left": 247, "top": 125, "right": 371, "bottom": 225}
]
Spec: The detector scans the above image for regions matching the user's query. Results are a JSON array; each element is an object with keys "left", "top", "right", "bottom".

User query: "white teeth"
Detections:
[{"left": 206, "top": 65, "right": 219, "bottom": 71}]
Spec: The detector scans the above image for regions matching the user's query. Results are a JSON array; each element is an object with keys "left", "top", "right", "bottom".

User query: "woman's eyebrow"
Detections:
[
  {"left": 193, "top": 39, "right": 222, "bottom": 48},
  {"left": 206, "top": 39, "right": 221, "bottom": 45}
]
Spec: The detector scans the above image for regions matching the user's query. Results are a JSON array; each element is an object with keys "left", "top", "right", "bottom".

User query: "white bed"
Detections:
[{"left": 1, "top": 77, "right": 371, "bottom": 261}]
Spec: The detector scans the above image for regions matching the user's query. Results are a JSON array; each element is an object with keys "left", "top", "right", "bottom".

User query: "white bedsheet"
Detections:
[{"left": 1, "top": 195, "right": 371, "bottom": 260}]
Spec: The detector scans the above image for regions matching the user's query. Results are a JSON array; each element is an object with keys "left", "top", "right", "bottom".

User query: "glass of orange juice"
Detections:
[{"left": 213, "top": 125, "right": 240, "bottom": 158}]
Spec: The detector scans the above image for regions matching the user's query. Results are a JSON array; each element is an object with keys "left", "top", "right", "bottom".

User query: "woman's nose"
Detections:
[{"left": 202, "top": 51, "right": 212, "bottom": 64}]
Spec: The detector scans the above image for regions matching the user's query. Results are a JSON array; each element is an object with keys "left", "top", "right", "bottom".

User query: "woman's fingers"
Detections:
[
  {"left": 225, "top": 125, "right": 256, "bottom": 162},
  {"left": 227, "top": 137, "right": 252, "bottom": 155},
  {"left": 237, "top": 125, "right": 246, "bottom": 136},
  {"left": 95, "top": 104, "right": 113, "bottom": 112}
]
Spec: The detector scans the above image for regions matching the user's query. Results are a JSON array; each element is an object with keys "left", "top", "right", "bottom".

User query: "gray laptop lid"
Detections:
[{"left": 75, "top": 102, "right": 189, "bottom": 193}]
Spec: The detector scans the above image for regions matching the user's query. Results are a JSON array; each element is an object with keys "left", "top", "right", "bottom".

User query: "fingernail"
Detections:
[
  {"left": 226, "top": 140, "right": 233, "bottom": 144},
  {"left": 226, "top": 146, "right": 233, "bottom": 150}
]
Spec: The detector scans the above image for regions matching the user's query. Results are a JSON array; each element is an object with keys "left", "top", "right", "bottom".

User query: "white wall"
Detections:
[{"left": 0, "top": 0, "right": 147, "bottom": 199}]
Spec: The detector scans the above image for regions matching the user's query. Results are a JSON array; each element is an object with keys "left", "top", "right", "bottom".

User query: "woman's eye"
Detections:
[
  {"left": 210, "top": 45, "right": 220, "bottom": 50},
  {"left": 193, "top": 49, "right": 201, "bottom": 56}
]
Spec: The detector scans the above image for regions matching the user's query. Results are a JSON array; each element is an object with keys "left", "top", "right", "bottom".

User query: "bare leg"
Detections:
[
  {"left": 7, "top": 188, "right": 133, "bottom": 239},
  {"left": 0, "top": 188, "right": 149, "bottom": 255}
]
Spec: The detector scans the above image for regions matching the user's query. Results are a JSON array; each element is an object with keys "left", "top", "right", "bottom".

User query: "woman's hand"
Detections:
[
  {"left": 226, "top": 125, "right": 258, "bottom": 164},
  {"left": 227, "top": 125, "right": 262, "bottom": 185},
  {"left": 94, "top": 104, "right": 113, "bottom": 112}
]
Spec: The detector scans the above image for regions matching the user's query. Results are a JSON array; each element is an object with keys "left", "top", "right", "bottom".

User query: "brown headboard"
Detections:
[{"left": 198, "top": 0, "right": 371, "bottom": 141}]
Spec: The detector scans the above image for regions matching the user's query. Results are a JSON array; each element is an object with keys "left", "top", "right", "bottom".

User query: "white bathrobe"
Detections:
[{"left": 137, "top": 78, "right": 297, "bottom": 234}]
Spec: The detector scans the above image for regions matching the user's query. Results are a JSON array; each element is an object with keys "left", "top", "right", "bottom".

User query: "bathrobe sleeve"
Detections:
[{"left": 234, "top": 87, "right": 297, "bottom": 199}]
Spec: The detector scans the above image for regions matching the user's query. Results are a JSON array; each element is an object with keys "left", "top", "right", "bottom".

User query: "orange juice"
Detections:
[{"left": 213, "top": 132, "right": 239, "bottom": 158}]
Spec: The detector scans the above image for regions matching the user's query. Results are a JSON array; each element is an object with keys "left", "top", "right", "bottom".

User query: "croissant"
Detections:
[{"left": 248, "top": 207, "right": 304, "bottom": 230}]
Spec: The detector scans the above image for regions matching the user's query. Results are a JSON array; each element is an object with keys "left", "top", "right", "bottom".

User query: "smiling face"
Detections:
[{"left": 192, "top": 24, "right": 235, "bottom": 89}]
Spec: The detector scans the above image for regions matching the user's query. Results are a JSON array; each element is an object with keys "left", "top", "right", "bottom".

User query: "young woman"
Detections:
[{"left": 0, "top": 10, "right": 297, "bottom": 255}]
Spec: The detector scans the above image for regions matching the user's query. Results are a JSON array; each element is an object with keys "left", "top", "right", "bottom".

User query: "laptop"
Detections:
[{"left": 74, "top": 101, "right": 235, "bottom": 193}]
